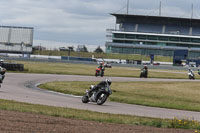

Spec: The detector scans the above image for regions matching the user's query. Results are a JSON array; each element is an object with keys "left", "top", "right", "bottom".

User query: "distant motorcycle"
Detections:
[
  {"left": 188, "top": 70, "right": 195, "bottom": 80},
  {"left": 198, "top": 69, "right": 200, "bottom": 75},
  {"left": 140, "top": 68, "right": 148, "bottom": 78},
  {"left": 82, "top": 84, "right": 112, "bottom": 105},
  {"left": 0, "top": 67, "right": 6, "bottom": 88},
  {"left": 104, "top": 63, "right": 112, "bottom": 68},
  {"left": 95, "top": 67, "right": 104, "bottom": 77}
]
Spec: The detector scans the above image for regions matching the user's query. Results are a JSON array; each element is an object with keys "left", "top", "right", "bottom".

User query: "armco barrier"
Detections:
[{"left": 1, "top": 63, "right": 24, "bottom": 71}]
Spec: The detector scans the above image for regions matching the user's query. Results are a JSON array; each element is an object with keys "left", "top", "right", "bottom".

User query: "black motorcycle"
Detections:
[
  {"left": 82, "top": 84, "right": 112, "bottom": 105},
  {"left": 140, "top": 68, "right": 148, "bottom": 78},
  {"left": 188, "top": 71, "right": 195, "bottom": 80},
  {"left": 0, "top": 68, "right": 6, "bottom": 88}
]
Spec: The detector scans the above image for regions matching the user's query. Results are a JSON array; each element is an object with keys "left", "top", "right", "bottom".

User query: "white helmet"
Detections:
[{"left": 106, "top": 78, "right": 112, "bottom": 85}]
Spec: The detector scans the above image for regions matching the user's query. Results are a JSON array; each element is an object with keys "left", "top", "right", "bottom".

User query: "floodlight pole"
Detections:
[
  {"left": 21, "top": 42, "right": 24, "bottom": 57},
  {"left": 68, "top": 49, "right": 70, "bottom": 60},
  {"left": 191, "top": 4, "right": 193, "bottom": 19},
  {"left": 127, "top": 0, "right": 129, "bottom": 14},
  {"left": 159, "top": 1, "right": 162, "bottom": 16}
]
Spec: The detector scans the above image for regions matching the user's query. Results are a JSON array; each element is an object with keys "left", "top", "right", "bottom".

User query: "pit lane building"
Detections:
[{"left": 106, "top": 14, "right": 200, "bottom": 59}]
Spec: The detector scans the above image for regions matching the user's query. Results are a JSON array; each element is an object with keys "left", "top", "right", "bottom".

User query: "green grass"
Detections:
[
  {"left": 39, "top": 81, "right": 200, "bottom": 111},
  {"left": 0, "top": 99, "right": 199, "bottom": 130},
  {"left": 33, "top": 50, "right": 173, "bottom": 62},
  {"left": 0, "top": 99, "right": 169, "bottom": 127},
  {"left": 9, "top": 60, "right": 198, "bottom": 79}
]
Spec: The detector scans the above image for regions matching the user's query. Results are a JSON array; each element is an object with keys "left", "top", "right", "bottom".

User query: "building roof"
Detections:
[
  {"left": 111, "top": 13, "right": 200, "bottom": 27},
  {"left": 0, "top": 26, "right": 34, "bottom": 29}
]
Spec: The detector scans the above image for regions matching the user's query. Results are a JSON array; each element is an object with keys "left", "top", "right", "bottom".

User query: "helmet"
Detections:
[
  {"left": 106, "top": 78, "right": 112, "bottom": 85},
  {"left": 144, "top": 65, "right": 148, "bottom": 69}
]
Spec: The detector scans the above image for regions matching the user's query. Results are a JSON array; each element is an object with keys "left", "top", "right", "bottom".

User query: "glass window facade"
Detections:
[
  {"left": 107, "top": 32, "right": 200, "bottom": 57},
  {"left": 112, "top": 33, "right": 200, "bottom": 49},
  {"left": 107, "top": 46, "right": 174, "bottom": 56}
]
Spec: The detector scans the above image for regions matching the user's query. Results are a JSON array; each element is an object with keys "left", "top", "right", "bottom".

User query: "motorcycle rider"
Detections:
[
  {"left": 95, "top": 62, "right": 105, "bottom": 77},
  {"left": 198, "top": 68, "right": 200, "bottom": 75},
  {"left": 188, "top": 68, "right": 194, "bottom": 79},
  {"left": 140, "top": 65, "right": 148, "bottom": 78},
  {"left": 188, "top": 68, "right": 194, "bottom": 74},
  {"left": 88, "top": 79, "right": 111, "bottom": 97},
  {"left": 98, "top": 62, "right": 105, "bottom": 71},
  {"left": 0, "top": 65, "right": 6, "bottom": 85},
  {"left": 0, "top": 59, "right": 4, "bottom": 66}
]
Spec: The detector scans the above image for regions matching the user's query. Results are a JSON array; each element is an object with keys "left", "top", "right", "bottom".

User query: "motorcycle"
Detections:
[
  {"left": 140, "top": 68, "right": 148, "bottom": 78},
  {"left": 0, "top": 68, "right": 6, "bottom": 88},
  {"left": 82, "top": 84, "right": 112, "bottom": 105},
  {"left": 188, "top": 71, "right": 195, "bottom": 80},
  {"left": 95, "top": 67, "right": 104, "bottom": 77}
]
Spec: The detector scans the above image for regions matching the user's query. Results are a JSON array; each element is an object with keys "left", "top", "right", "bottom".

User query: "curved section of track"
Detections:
[{"left": 1, "top": 73, "right": 200, "bottom": 121}]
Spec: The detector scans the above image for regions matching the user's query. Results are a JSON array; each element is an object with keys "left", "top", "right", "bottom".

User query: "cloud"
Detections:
[
  {"left": 1, "top": 0, "right": 200, "bottom": 48},
  {"left": 0, "top": 0, "right": 117, "bottom": 46}
]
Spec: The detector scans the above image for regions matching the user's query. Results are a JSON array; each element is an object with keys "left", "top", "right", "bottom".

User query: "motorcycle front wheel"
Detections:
[
  {"left": 82, "top": 95, "right": 89, "bottom": 103},
  {"left": 96, "top": 93, "right": 108, "bottom": 105}
]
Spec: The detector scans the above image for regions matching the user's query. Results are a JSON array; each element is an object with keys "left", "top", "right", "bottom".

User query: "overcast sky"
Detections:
[{"left": 0, "top": 0, "right": 199, "bottom": 51}]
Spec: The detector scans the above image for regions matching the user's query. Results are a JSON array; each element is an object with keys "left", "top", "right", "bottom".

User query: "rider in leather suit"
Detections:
[{"left": 88, "top": 79, "right": 111, "bottom": 97}]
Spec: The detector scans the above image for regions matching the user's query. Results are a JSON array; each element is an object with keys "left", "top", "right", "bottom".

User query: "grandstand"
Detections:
[
  {"left": 0, "top": 26, "right": 34, "bottom": 54},
  {"left": 105, "top": 14, "right": 200, "bottom": 58}
]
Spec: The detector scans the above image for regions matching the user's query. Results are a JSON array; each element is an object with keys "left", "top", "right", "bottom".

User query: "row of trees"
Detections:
[
  {"left": 62, "top": 45, "right": 104, "bottom": 53},
  {"left": 33, "top": 45, "right": 104, "bottom": 53}
]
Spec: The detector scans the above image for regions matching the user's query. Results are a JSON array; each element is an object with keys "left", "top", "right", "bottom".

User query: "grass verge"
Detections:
[
  {"left": 9, "top": 60, "right": 199, "bottom": 79},
  {"left": 39, "top": 81, "right": 200, "bottom": 111},
  {"left": 0, "top": 99, "right": 199, "bottom": 130}
]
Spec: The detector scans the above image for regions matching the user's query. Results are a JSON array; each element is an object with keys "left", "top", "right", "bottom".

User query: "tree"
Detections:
[
  {"left": 82, "top": 46, "right": 88, "bottom": 52},
  {"left": 94, "top": 46, "right": 104, "bottom": 53},
  {"left": 68, "top": 46, "right": 74, "bottom": 52},
  {"left": 76, "top": 45, "right": 88, "bottom": 52}
]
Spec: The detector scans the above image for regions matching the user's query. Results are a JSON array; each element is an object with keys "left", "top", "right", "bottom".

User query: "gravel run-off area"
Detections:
[{"left": 0, "top": 110, "right": 196, "bottom": 133}]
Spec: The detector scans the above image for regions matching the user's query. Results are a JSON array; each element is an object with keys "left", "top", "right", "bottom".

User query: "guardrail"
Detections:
[{"left": 1, "top": 62, "right": 24, "bottom": 71}]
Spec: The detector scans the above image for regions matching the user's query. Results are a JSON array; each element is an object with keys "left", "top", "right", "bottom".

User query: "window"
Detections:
[
  {"left": 159, "top": 36, "right": 168, "bottom": 41},
  {"left": 180, "top": 38, "right": 190, "bottom": 42},
  {"left": 136, "top": 35, "right": 146, "bottom": 39},
  {"left": 125, "top": 34, "right": 135, "bottom": 39},
  {"left": 167, "top": 43, "right": 177, "bottom": 47},
  {"left": 113, "top": 40, "right": 124, "bottom": 43},
  {"left": 191, "top": 38, "right": 200, "bottom": 43},
  {"left": 148, "top": 36, "right": 158, "bottom": 40},
  {"left": 169, "top": 37, "right": 179, "bottom": 41},
  {"left": 125, "top": 40, "right": 133, "bottom": 44},
  {"left": 114, "top": 33, "right": 125, "bottom": 38}
]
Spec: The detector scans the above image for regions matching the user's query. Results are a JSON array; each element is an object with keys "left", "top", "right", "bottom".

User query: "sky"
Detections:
[{"left": 0, "top": 0, "right": 200, "bottom": 51}]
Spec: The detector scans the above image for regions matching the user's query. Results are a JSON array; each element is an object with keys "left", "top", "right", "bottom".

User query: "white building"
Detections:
[{"left": 0, "top": 26, "right": 34, "bottom": 53}]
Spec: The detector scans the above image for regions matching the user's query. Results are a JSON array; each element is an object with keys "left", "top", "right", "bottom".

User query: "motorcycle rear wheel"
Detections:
[{"left": 101, "top": 73, "right": 104, "bottom": 77}]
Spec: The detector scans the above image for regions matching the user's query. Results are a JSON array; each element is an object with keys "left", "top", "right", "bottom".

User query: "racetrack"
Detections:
[{"left": 1, "top": 73, "right": 200, "bottom": 121}]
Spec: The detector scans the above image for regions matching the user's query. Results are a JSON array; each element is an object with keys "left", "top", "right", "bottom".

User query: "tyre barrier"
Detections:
[{"left": 1, "top": 63, "right": 24, "bottom": 71}]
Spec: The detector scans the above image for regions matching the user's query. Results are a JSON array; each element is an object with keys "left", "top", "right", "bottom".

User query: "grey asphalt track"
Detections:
[{"left": 1, "top": 73, "right": 200, "bottom": 121}]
